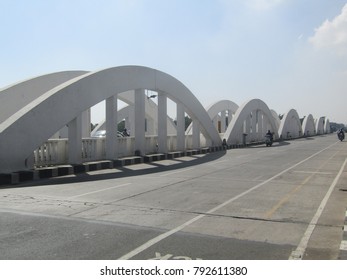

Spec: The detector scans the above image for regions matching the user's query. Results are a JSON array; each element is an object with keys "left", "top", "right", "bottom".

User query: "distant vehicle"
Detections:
[
  {"left": 94, "top": 130, "right": 106, "bottom": 138},
  {"left": 93, "top": 130, "right": 124, "bottom": 138}
]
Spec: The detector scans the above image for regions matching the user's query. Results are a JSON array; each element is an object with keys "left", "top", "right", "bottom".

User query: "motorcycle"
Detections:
[
  {"left": 338, "top": 131, "right": 345, "bottom": 141},
  {"left": 265, "top": 135, "right": 273, "bottom": 147}
]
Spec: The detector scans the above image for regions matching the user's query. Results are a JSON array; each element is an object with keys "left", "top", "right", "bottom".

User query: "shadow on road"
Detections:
[{"left": 3, "top": 150, "right": 226, "bottom": 188}]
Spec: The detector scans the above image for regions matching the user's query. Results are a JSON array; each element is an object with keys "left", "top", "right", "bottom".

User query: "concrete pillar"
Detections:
[
  {"left": 158, "top": 92, "right": 168, "bottom": 153},
  {"left": 68, "top": 115, "right": 82, "bottom": 164},
  {"left": 213, "top": 116, "right": 219, "bottom": 131},
  {"left": 221, "top": 110, "right": 226, "bottom": 133},
  {"left": 192, "top": 121, "right": 200, "bottom": 149},
  {"left": 245, "top": 116, "right": 251, "bottom": 134},
  {"left": 251, "top": 110, "right": 257, "bottom": 141},
  {"left": 105, "top": 95, "right": 118, "bottom": 159},
  {"left": 81, "top": 109, "right": 91, "bottom": 137},
  {"left": 176, "top": 103, "right": 185, "bottom": 151},
  {"left": 134, "top": 89, "right": 146, "bottom": 155},
  {"left": 258, "top": 112, "right": 263, "bottom": 139},
  {"left": 244, "top": 116, "right": 251, "bottom": 144},
  {"left": 228, "top": 110, "right": 233, "bottom": 123}
]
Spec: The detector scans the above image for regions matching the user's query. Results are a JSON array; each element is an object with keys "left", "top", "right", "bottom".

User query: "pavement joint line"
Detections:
[
  {"left": 118, "top": 141, "right": 339, "bottom": 260},
  {"left": 68, "top": 183, "right": 131, "bottom": 199},
  {"left": 289, "top": 157, "right": 347, "bottom": 260}
]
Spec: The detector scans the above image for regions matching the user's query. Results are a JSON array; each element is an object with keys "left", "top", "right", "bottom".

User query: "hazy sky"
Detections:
[{"left": 1, "top": 0, "right": 346, "bottom": 124}]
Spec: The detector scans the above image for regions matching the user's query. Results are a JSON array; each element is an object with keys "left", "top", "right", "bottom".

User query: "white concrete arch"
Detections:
[
  {"left": 278, "top": 109, "right": 302, "bottom": 139},
  {"left": 324, "top": 118, "right": 330, "bottom": 134},
  {"left": 224, "top": 99, "right": 279, "bottom": 144},
  {"left": 207, "top": 100, "right": 239, "bottom": 134},
  {"left": 0, "top": 70, "right": 88, "bottom": 123},
  {"left": 0, "top": 66, "right": 221, "bottom": 173},
  {"left": 186, "top": 99, "right": 239, "bottom": 134},
  {"left": 315, "top": 117, "right": 325, "bottom": 135},
  {"left": 302, "top": 114, "right": 316, "bottom": 136},
  {"left": 271, "top": 109, "right": 281, "bottom": 129}
]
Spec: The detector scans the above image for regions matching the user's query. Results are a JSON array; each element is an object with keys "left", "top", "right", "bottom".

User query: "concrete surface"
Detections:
[{"left": 1, "top": 134, "right": 346, "bottom": 260}]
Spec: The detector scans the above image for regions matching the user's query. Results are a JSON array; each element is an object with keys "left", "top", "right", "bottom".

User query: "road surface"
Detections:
[{"left": 1, "top": 134, "right": 347, "bottom": 260}]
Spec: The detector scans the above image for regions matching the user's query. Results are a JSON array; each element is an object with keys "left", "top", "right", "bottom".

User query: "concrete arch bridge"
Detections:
[{"left": 0, "top": 66, "right": 330, "bottom": 174}]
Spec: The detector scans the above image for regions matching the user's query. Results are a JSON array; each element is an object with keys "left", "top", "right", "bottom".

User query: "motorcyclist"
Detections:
[
  {"left": 337, "top": 128, "right": 345, "bottom": 139},
  {"left": 266, "top": 130, "right": 273, "bottom": 141}
]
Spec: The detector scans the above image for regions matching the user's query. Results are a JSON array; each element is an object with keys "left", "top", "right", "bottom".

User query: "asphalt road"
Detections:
[{"left": 1, "top": 134, "right": 347, "bottom": 260}]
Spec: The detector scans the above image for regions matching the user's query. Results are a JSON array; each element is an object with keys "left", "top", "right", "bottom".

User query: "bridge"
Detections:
[{"left": 0, "top": 65, "right": 331, "bottom": 180}]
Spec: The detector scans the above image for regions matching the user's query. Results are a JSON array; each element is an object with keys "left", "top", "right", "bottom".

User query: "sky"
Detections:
[{"left": 1, "top": 0, "right": 347, "bottom": 124}]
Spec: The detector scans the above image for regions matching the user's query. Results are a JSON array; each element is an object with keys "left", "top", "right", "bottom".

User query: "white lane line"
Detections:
[
  {"left": 293, "top": 171, "right": 333, "bottom": 175},
  {"left": 289, "top": 157, "right": 347, "bottom": 260},
  {"left": 344, "top": 225, "right": 347, "bottom": 232},
  {"left": 68, "top": 183, "right": 131, "bottom": 199},
  {"left": 159, "top": 167, "right": 195, "bottom": 177},
  {"left": 118, "top": 142, "right": 338, "bottom": 260}
]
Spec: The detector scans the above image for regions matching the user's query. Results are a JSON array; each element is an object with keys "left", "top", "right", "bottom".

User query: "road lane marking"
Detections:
[
  {"left": 264, "top": 176, "right": 312, "bottom": 219},
  {"left": 118, "top": 142, "right": 338, "bottom": 260},
  {"left": 68, "top": 183, "right": 131, "bottom": 199},
  {"left": 159, "top": 167, "right": 195, "bottom": 177},
  {"left": 293, "top": 171, "right": 333, "bottom": 175},
  {"left": 289, "top": 157, "right": 347, "bottom": 260},
  {"left": 265, "top": 151, "right": 339, "bottom": 219}
]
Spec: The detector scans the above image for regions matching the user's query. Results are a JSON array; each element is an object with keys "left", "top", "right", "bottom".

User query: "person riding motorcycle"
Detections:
[
  {"left": 266, "top": 130, "right": 273, "bottom": 141},
  {"left": 265, "top": 130, "right": 273, "bottom": 146},
  {"left": 337, "top": 128, "right": 345, "bottom": 141}
]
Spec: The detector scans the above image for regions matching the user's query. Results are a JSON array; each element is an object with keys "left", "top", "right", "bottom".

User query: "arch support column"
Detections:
[
  {"left": 221, "top": 110, "right": 226, "bottom": 133},
  {"left": 106, "top": 94, "right": 118, "bottom": 159},
  {"left": 176, "top": 103, "right": 185, "bottom": 151},
  {"left": 135, "top": 89, "right": 146, "bottom": 155},
  {"left": 158, "top": 92, "right": 168, "bottom": 153},
  {"left": 68, "top": 115, "right": 82, "bottom": 164},
  {"left": 192, "top": 121, "right": 200, "bottom": 149}
]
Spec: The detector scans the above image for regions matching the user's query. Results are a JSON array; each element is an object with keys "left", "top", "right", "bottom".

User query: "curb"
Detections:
[{"left": 0, "top": 146, "right": 226, "bottom": 186}]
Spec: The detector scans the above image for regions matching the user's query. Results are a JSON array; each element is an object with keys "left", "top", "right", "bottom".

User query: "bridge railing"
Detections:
[{"left": 33, "top": 135, "right": 208, "bottom": 167}]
